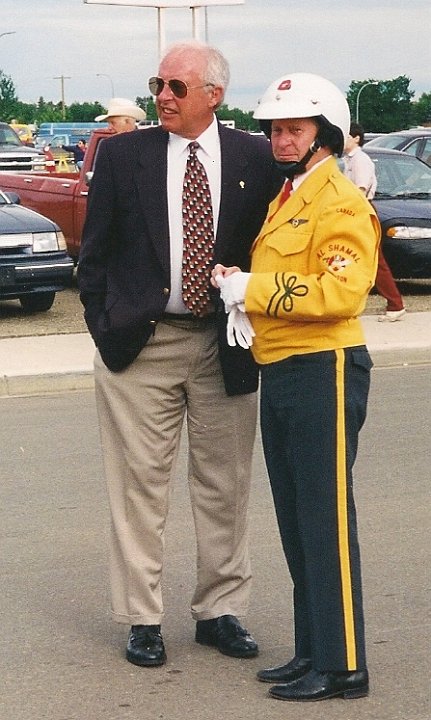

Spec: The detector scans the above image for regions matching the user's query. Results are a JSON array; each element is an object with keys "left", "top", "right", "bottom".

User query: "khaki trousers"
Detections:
[{"left": 94, "top": 318, "right": 257, "bottom": 625}]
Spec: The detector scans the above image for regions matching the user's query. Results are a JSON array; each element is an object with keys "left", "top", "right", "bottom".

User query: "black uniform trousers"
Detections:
[{"left": 260, "top": 346, "right": 372, "bottom": 672}]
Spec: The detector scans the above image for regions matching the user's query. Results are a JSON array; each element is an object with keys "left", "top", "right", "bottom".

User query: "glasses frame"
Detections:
[{"left": 148, "top": 76, "right": 215, "bottom": 99}]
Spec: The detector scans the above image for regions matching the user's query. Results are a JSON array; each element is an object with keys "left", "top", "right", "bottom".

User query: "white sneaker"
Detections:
[{"left": 377, "top": 308, "right": 406, "bottom": 322}]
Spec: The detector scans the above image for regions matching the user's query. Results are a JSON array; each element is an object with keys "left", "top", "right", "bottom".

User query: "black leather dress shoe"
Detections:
[
  {"left": 269, "top": 668, "right": 369, "bottom": 702},
  {"left": 195, "top": 615, "right": 258, "bottom": 658},
  {"left": 257, "top": 656, "right": 312, "bottom": 683},
  {"left": 126, "top": 625, "right": 166, "bottom": 666}
]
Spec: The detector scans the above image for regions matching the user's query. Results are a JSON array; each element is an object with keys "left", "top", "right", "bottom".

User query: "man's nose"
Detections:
[
  {"left": 278, "top": 133, "right": 293, "bottom": 146},
  {"left": 157, "top": 81, "right": 175, "bottom": 100}
]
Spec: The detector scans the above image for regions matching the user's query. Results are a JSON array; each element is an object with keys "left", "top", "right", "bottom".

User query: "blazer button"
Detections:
[{"left": 163, "top": 287, "right": 170, "bottom": 295}]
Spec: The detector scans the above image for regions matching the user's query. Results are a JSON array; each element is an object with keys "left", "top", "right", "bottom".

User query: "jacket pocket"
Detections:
[
  {"left": 266, "top": 228, "right": 312, "bottom": 257},
  {"left": 351, "top": 347, "right": 374, "bottom": 371}
]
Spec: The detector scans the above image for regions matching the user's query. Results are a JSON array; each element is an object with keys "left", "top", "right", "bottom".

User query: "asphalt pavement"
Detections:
[
  {"left": 0, "top": 311, "right": 430, "bottom": 397},
  {"left": 1, "top": 316, "right": 430, "bottom": 720},
  {"left": 1, "top": 369, "right": 430, "bottom": 720}
]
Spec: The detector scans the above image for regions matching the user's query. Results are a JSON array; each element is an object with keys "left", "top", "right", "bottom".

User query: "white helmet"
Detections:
[{"left": 254, "top": 72, "right": 350, "bottom": 157}]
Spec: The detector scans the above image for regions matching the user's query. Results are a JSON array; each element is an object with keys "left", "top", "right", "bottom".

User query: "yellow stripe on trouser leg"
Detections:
[{"left": 335, "top": 349, "right": 357, "bottom": 671}]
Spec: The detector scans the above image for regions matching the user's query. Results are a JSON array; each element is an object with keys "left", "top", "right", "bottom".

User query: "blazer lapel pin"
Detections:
[{"left": 239, "top": 181, "right": 245, "bottom": 189}]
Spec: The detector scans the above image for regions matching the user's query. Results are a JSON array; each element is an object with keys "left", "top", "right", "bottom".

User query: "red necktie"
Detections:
[
  {"left": 268, "top": 179, "right": 293, "bottom": 222},
  {"left": 181, "top": 141, "right": 214, "bottom": 317}
]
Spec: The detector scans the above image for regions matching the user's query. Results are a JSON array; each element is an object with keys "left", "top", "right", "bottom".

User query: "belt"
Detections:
[{"left": 162, "top": 312, "right": 216, "bottom": 321}]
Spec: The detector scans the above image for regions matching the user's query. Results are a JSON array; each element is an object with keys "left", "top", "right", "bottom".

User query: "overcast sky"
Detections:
[{"left": 2, "top": 0, "right": 430, "bottom": 111}]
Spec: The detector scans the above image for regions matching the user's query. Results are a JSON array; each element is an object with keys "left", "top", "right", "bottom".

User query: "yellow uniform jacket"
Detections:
[{"left": 245, "top": 156, "right": 381, "bottom": 365}]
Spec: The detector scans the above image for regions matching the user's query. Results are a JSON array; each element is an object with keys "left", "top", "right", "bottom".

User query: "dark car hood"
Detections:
[
  {"left": 0, "top": 144, "right": 40, "bottom": 156},
  {"left": 373, "top": 196, "right": 431, "bottom": 223},
  {"left": 0, "top": 203, "right": 57, "bottom": 232}
]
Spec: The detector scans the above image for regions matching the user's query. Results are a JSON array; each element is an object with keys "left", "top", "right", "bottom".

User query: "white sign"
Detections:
[{"left": 84, "top": 1, "right": 244, "bottom": 7}]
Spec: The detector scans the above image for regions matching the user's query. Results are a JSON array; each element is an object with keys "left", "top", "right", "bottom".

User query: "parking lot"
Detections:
[{"left": 0, "top": 274, "right": 431, "bottom": 339}]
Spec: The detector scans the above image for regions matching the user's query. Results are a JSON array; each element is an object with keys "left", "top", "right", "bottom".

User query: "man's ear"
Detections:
[{"left": 209, "top": 85, "right": 224, "bottom": 109}]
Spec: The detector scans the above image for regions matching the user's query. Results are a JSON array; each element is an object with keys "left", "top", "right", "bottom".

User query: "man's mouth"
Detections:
[{"left": 159, "top": 105, "right": 177, "bottom": 115}]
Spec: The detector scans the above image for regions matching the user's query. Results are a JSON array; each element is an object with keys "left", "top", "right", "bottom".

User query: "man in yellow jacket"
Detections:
[{"left": 213, "top": 73, "right": 380, "bottom": 702}]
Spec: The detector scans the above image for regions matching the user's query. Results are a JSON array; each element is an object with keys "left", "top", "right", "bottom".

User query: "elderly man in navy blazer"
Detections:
[{"left": 78, "top": 40, "right": 280, "bottom": 667}]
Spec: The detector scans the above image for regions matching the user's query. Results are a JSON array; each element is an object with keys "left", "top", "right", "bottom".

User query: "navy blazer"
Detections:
[{"left": 78, "top": 122, "right": 281, "bottom": 394}]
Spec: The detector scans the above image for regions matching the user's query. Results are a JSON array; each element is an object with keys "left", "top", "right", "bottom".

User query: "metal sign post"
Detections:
[{"left": 84, "top": 1, "right": 245, "bottom": 58}]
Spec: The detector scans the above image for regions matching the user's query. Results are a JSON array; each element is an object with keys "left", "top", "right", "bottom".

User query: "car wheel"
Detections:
[{"left": 19, "top": 292, "right": 56, "bottom": 313}]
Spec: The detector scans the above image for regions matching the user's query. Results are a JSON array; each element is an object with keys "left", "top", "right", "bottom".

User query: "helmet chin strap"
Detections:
[{"left": 274, "top": 138, "right": 321, "bottom": 180}]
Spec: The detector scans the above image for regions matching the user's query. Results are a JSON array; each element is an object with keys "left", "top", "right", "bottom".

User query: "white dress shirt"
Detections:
[
  {"left": 343, "top": 147, "right": 377, "bottom": 199},
  {"left": 165, "top": 117, "right": 221, "bottom": 313}
]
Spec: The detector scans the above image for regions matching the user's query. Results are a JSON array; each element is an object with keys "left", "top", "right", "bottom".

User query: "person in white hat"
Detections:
[
  {"left": 213, "top": 73, "right": 381, "bottom": 702},
  {"left": 95, "top": 97, "right": 146, "bottom": 133}
]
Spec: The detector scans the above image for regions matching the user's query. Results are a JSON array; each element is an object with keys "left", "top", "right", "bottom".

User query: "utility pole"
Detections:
[{"left": 53, "top": 75, "right": 71, "bottom": 119}]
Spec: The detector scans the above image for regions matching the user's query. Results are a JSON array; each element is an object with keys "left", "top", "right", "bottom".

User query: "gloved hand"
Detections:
[
  {"left": 214, "top": 272, "right": 251, "bottom": 312},
  {"left": 227, "top": 305, "right": 255, "bottom": 348}
]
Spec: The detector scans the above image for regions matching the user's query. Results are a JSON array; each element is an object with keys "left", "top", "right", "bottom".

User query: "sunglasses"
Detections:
[{"left": 148, "top": 76, "right": 214, "bottom": 99}]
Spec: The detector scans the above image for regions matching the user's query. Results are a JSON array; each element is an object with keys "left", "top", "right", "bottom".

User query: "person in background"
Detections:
[
  {"left": 95, "top": 97, "right": 146, "bottom": 133},
  {"left": 213, "top": 73, "right": 380, "bottom": 702},
  {"left": 78, "top": 41, "right": 280, "bottom": 668},
  {"left": 344, "top": 121, "right": 406, "bottom": 322},
  {"left": 61, "top": 138, "right": 87, "bottom": 169}
]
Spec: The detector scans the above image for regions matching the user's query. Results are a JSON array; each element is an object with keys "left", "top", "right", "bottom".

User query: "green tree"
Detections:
[
  {"left": 8, "top": 100, "right": 37, "bottom": 124},
  {"left": 67, "top": 101, "right": 106, "bottom": 122},
  {"left": 136, "top": 96, "right": 157, "bottom": 122},
  {"left": 27, "top": 98, "right": 107, "bottom": 125},
  {"left": 35, "top": 98, "right": 64, "bottom": 123},
  {"left": 216, "top": 103, "right": 260, "bottom": 131},
  {"left": 412, "top": 92, "right": 431, "bottom": 126},
  {"left": 3, "top": 66, "right": 430, "bottom": 134},
  {"left": 0, "top": 69, "right": 19, "bottom": 121},
  {"left": 347, "top": 76, "right": 415, "bottom": 132}
]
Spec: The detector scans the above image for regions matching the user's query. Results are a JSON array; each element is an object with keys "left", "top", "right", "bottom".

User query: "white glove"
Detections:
[
  {"left": 215, "top": 272, "right": 251, "bottom": 312},
  {"left": 227, "top": 305, "right": 255, "bottom": 348}
]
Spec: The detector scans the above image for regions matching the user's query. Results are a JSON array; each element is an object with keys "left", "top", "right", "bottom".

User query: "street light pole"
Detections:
[
  {"left": 0, "top": 31, "right": 16, "bottom": 40},
  {"left": 96, "top": 73, "right": 115, "bottom": 97},
  {"left": 356, "top": 81, "right": 379, "bottom": 123}
]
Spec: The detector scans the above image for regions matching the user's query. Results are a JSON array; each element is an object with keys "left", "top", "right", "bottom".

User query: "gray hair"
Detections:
[{"left": 160, "top": 41, "right": 230, "bottom": 105}]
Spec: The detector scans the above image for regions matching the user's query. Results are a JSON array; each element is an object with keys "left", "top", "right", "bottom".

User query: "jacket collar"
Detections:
[{"left": 263, "top": 156, "right": 338, "bottom": 233}]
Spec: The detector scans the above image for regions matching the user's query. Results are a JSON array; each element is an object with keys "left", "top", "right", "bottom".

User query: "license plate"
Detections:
[{"left": 0, "top": 266, "right": 15, "bottom": 287}]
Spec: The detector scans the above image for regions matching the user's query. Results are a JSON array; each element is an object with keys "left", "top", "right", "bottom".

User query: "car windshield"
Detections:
[
  {"left": 366, "top": 134, "right": 409, "bottom": 150},
  {"left": 50, "top": 135, "right": 68, "bottom": 148},
  {"left": 0, "top": 126, "right": 22, "bottom": 147},
  {"left": 368, "top": 153, "right": 431, "bottom": 198},
  {"left": 34, "top": 135, "right": 54, "bottom": 149}
]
